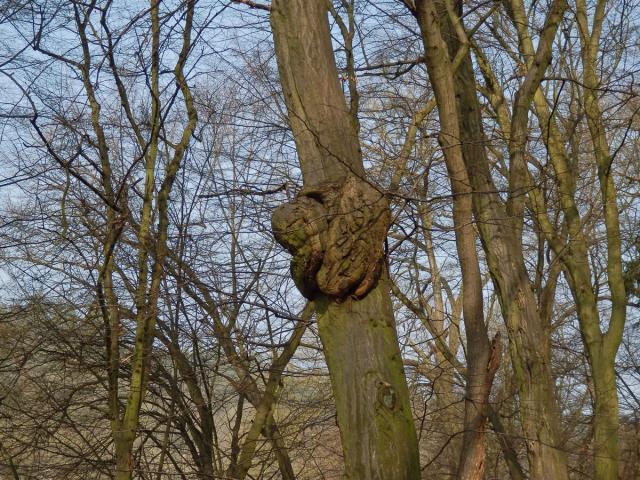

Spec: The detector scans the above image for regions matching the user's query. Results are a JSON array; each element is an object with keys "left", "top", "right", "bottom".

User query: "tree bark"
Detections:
[
  {"left": 114, "top": 436, "right": 135, "bottom": 480},
  {"left": 576, "top": 3, "right": 625, "bottom": 476},
  {"left": 270, "top": 1, "right": 421, "bottom": 478}
]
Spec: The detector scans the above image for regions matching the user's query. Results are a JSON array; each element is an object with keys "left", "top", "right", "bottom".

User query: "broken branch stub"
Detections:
[{"left": 272, "top": 175, "right": 390, "bottom": 301}]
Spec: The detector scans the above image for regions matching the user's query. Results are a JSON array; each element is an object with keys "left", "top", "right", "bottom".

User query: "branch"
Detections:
[
  {"left": 354, "top": 56, "right": 424, "bottom": 72},
  {"left": 232, "top": 0, "right": 271, "bottom": 11},
  {"left": 198, "top": 182, "right": 287, "bottom": 199}
]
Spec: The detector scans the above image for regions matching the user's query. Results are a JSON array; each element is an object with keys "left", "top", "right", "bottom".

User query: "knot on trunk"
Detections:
[{"left": 272, "top": 176, "right": 390, "bottom": 301}]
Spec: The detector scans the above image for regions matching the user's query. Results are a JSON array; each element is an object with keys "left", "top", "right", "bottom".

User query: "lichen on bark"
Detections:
[{"left": 272, "top": 175, "right": 390, "bottom": 301}]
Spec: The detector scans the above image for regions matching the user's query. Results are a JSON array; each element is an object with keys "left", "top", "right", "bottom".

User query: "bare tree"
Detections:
[{"left": 268, "top": 1, "right": 421, "bottom": 478}]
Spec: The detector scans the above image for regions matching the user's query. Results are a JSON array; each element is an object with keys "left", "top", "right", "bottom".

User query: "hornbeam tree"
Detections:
[
  {"left": 268, "top": 1, "right": 421, "bottom": 478},
  {"left": 406, "top": 0, "right": 571, "bottom": 478}
]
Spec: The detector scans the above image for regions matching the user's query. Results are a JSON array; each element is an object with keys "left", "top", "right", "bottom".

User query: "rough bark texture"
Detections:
[
  {"left": 270, "top": 1, "right": 420, "bottom": 478},
  {"left": 272, "top": 176, "right": 390, "bottom": 301},
  {"left": 316, "top": 284, "right": 421, "bottom": 480}
]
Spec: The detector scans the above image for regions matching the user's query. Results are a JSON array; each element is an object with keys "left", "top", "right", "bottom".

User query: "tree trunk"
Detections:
[
  {"left": 592, "top": 356, "right": 620, "bottom": 479},
  {"left": 316, "top": 287, "right": 420, "bottom": 479},
  {"left": 455, "top": 53, "right": 570, "bottom": 480},
  {"left": 114, "top": 434, "right": 134, "bottom": 480},
  {"left": 412, "top": 1, "right": 570, "bottom": 478},
  {"left": 269, "top": 1, "right": 420, "bottom": 478},
  {"left": 576, "top": 5, "right": 625, "bottom": 476},
  {"left": 497, "top": 1, "right": 626, "bottom": 476},
  {"left": 412, "top": 2, "right": 501, "bottom": 478}
]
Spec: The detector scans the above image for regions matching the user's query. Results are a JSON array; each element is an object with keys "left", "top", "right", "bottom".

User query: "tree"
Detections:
[
  {"left": 268, "top": 1, "right": 421, "bottom": 478},
  {"left": 467, "top": 0, "right": 635, "bottom": 475},
  {"left": 406, "top": 0, "right": 572, "bottom": 477}
]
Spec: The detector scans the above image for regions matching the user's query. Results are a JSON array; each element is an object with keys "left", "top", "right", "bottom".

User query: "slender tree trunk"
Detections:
[
  {"left": 488, "top": 407, "right": 527, "bottom": 480},
  {"left": 412, "top": 1, "right": 570, "bottom": 478},
  {"left": 473, "top": 2, "right": 626, "bottom": 474},
  {"left": 412, "top": 2, "right": 501, "bottom": 478},
  {"left": 114, "top": 435, "right": 135, "bottom": 480},
  {"left": 269, "top": 2, "right": 420, "bottom": 478},
  {"left": 498, "top": 0, "right": 626, "bottom": 475},
  {"left": 421, "top": 211, "right": 463, "bottom": 477},
  {"left": 576, "top": 5, "right": 625, "bottom": 477},
  {"left": 591, "top": 355, "right": 620, "bottom": 479},
  {"left": 457, "top": 69, "right": 570, "bottom": 480}
]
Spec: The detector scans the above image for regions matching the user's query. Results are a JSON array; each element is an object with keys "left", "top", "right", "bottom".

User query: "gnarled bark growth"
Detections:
[{"left": 272, "top": 175, "right": 389, "bottom": 301}]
